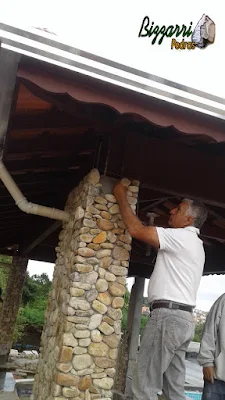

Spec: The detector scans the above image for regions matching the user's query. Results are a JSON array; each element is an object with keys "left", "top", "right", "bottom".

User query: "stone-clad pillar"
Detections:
[
  {"left": 0, "top": 256, "right": 28, "bottom": 364},
  {"left": 32, "top": 169, "right": 139, "bottom": 400}
]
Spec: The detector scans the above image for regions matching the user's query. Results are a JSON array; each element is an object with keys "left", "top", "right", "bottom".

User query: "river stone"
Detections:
[
  {"left": 74, "top": 330, "right": 90, "bottom": 339},
  {"left": 108, "top": 282, "right": 126, "bottom": 297},
  {"left": 98, "top": 322, "right": 114, "bottom": 336},
  {"left": 73, "top": 347, "right": 88, "bottom": 355},
  {"left": 62, "top": 333, "right": 78, "bottom": 347},
  {"left": 80, "top": 234, "right": 94, "bottom": 243},
  {"left": 93, "top": 377, "right": 114, "bottom": 390},
  {"left": 92, "top": 300, "right": 108, "bottom": 314},
  {"left": 86, "top": 257, "right": 99, "bottom": 265},
  {"left": 59, "top": 346, "right": 73, "bottom": 363},
  {"left": 70, "top": 272, "right": 80, "bottom": 282},
  {"left": 76, "top": 324, "right": 90, "bottom": 330},
  {"left": 84, "top": 271, "right": 98, "bottom": 285},
  {"left": 103, "top": 316, "right": 114, "bottom": 326},
  {"left": 98, "top": 267, "right": 106, "bottom": 278},
  {"left": 74, "top": 263, "right": 93, "bottom": 273},
  {"left": 96, "top": 278, "right": 108, "bottom": 292},
  {"left": 95, "top": 196, "right": 107, "bottom": 205},
  {"left": 107, "top": 307, "right": 122, "bottom": 320},
  {"left": 112, "top": 228, "right": 124, "bottom": 235},
  {"left": 56, "top": 363, "right": 73, "bottom": 373},
  {"left": 62, "top": 305, "right": 75, "bottom": 316},
  {"left": 90, "top": 228, "right": 101, "bottom": 235},
  {"left": 96, "top": 249, "right": 112, "bottom": 259},
  {"left": 72, "top": 354, "right": 93, "bottom": 370},
  {"left": 97, "top": 219, "right": 114, "bottom": 231},
  {"left": 80, "top": 227, "right": 90, "bottom": 234},
  {"left": 69, "top": 298, "right": 90, "bottom": 311},
  {"left": 108, "top": 265, "right": 127, "bottom": 276},
  {"left": 55, "top": 373, "right": 80, "bottom": 386},
  {"left": 95, "top": 203, "right": 108, "bottom": 211},
  {"left": 87, "top": 205, "right": 100, "bottom": 214},
  {"left": 112, "top": 246, "right": 129, "bottom": 261},
  {"left": 109, "top": 348, "right": 118, "bottom": 360},
  {"left": 88, "top": 342, "right": 109, "bottom": 357},
  {"left": 105, "top": 271, "right": 116, "bottom": 282},
  {"left": 100, "top": 243, "right": 114, "bottom": 249},
  {"left": 92, "top": 372, "right": 107, "bottom": 379},
  {"left": 107, "top": 232, "right": 117, "bottom": 243},
  {"left": 97, "top": 292, "right": 112, "bottom": 306},
  {"left": 89, "top": 314, "right": 103, "bottom": 330},
  {"left": 62, "top": 387, "right": 79, "bottom": 397},
  {"left": 79, "top": 338, "right": 91, "bottom": 347},
  {"left": 93, "top": 231, "right": 107, "bottom": 244},
  {"left": 78, "top": 247, "right": 95, "bottom": 257},
  {"left": 72, "top": 282, "right": 92, "bottom": 290},
  {"left": 103, "top": 334, "right": 120, "bottom": 348},
  {"left": 83, "top": 219, "right": 97, "bottom": 228},
  {"left": 94, "top": 357, "right": 116, "bottom": 369},
  {"left": 78, "top": 375, "right": 92, "bottom": 391},
  {"left": 112, "top": 297, "right": 124, "bottom": 308},
  {"left": 121, "top": 178, "right": 131, "bottom": 187},
  {"left": 70, "top": 287, "right": 85, "bottom": 297},
  {"left": 86, "top": 169, "right": 100, "bottom": 184},
  {"left": 100, "top": 211, "right": 111, "bottom": 220},
  {"left": 86, "top": 289, "right": 98, "bottom": 302},
  {"left": 77, "top": 368, "right": 94, "bottom": 376},
  {"left": 129, "top": 185, "right": 139, "bottom": 193},
  {"left": 100, "top": 257, "right": 112, "bottom": 269},
  {"left": 88, "top": 243, "right": 100, "bottom": 250},
  {"left": 105, "top": 194, "right": 117, "bottom": 203},
  {"left": 105, "top": 367, "right": 116, "bottom": 378},
  {"left": 91, "top": 330, "right": 103, "bottom": 343},
  {"left": 114, "top": 320, "right": 122, "bottom": 334},
  {"left": 109, "top": 204, "right": 120, "bottom": 215},
  {"left": 116, "top": 276, "right": 126, "bottom": 285}
]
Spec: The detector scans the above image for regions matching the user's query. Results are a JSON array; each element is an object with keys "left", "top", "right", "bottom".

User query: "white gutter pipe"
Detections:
[{"left": 0, "top": 160, "right": 69, "bottom": 222}]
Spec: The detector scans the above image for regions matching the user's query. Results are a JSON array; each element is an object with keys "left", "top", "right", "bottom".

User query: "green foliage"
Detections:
[
  {"left": 121, "top": 285, "right": 149, "bottom": 335},
  {"left": 122, "top": 286, "right": 130, "bottom": 331},
  {"left": 13, "top": 273, "right": 52, "bottom": 342},
  {"left": 193, "top": 322, "right": 205, "bottom": 342}
]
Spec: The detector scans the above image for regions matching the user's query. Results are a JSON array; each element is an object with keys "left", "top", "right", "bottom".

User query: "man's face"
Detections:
[{"left": 168, "top": 201, "right": 194, "bottom": 228}]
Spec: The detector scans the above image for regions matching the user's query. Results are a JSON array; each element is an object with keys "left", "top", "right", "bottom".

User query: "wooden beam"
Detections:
[
  {"left": 141, "top": 183, "right": 225, "bottom": 210},
  {"left": 22, "top": 221, "right": 61, "bottom": 255},
  {"left": 0, "top": 47, "right": 20, "bottom": 152}
]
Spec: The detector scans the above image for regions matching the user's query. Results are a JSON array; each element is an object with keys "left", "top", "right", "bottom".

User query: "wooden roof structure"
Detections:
[{"left": 1, "top": 24, "right": 225, "bottom": 277}]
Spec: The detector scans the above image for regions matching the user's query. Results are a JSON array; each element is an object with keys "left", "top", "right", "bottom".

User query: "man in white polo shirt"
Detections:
[{"left": 113, "top": 182, "right": 208, "bottom": 400}]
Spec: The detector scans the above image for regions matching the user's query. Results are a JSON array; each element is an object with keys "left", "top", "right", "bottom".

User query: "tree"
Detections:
[{"left": 193, "top": 322, "right": 205, "bottom": 342}]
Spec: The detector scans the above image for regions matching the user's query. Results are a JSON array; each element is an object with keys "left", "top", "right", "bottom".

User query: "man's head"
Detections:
[{"left": 168, "top": 199, "right": 208, "bottom": 229}]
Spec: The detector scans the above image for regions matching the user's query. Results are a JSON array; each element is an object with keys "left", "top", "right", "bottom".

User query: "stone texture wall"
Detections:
[
  {"left": 32, "top": 169, "right": 139, "bottom": 400},
  {"left": 0, "top": 256, "right": 28, "bottom": 364}
]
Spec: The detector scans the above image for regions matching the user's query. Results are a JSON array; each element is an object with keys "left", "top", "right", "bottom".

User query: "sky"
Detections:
[{"left": 2, "top": 0, "right": 225, "bottom": 311}]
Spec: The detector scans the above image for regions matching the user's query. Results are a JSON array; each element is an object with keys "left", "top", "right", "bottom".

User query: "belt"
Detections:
[{"left": 150, "top": 301, "right": 193, "bottom": 313}]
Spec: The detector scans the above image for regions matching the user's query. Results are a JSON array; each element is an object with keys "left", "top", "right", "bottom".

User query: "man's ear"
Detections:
[{"left": 185, "top": 215, "right": 194, "bottom": 227}]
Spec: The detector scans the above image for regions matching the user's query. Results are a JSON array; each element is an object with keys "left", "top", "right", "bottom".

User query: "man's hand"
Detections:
[
  {"left": 113, "top": 182, "right": 127, "bottom": 201},
  {"left": 203, "top": 366, "right": 215, "bottom": 383}
]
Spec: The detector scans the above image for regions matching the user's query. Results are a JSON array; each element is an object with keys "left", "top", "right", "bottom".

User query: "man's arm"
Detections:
[{"left": 113, "top": 182, "right": 159, "bottom": 249}]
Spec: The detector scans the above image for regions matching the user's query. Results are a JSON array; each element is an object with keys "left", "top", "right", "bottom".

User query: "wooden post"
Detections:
[{"left": 125, "top": 276, "right": 145, "bottom": 396}]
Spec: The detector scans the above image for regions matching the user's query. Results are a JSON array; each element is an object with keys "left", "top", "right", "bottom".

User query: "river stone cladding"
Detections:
[{"left": 32, "top": 169, "right": 139, "bottom": 400}]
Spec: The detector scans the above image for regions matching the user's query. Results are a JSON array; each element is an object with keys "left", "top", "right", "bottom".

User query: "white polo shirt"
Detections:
[{"left": 148, "top": 226, "right": 205, "bottom": 306}]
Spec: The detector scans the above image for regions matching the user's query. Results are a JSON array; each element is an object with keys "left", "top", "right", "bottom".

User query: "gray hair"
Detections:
[{"left": 183, "top": 199, "right": 208, "bottom": 229}]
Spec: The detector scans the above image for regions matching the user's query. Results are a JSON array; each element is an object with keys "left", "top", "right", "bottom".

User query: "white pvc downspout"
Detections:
[{"left": 0, "top": 160, "right": 69, "bottom": 222}]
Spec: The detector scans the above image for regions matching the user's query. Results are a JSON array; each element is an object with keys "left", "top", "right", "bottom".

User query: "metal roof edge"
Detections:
[{"left": 0, "top": 21, "right": 225, "bottom": 121}]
